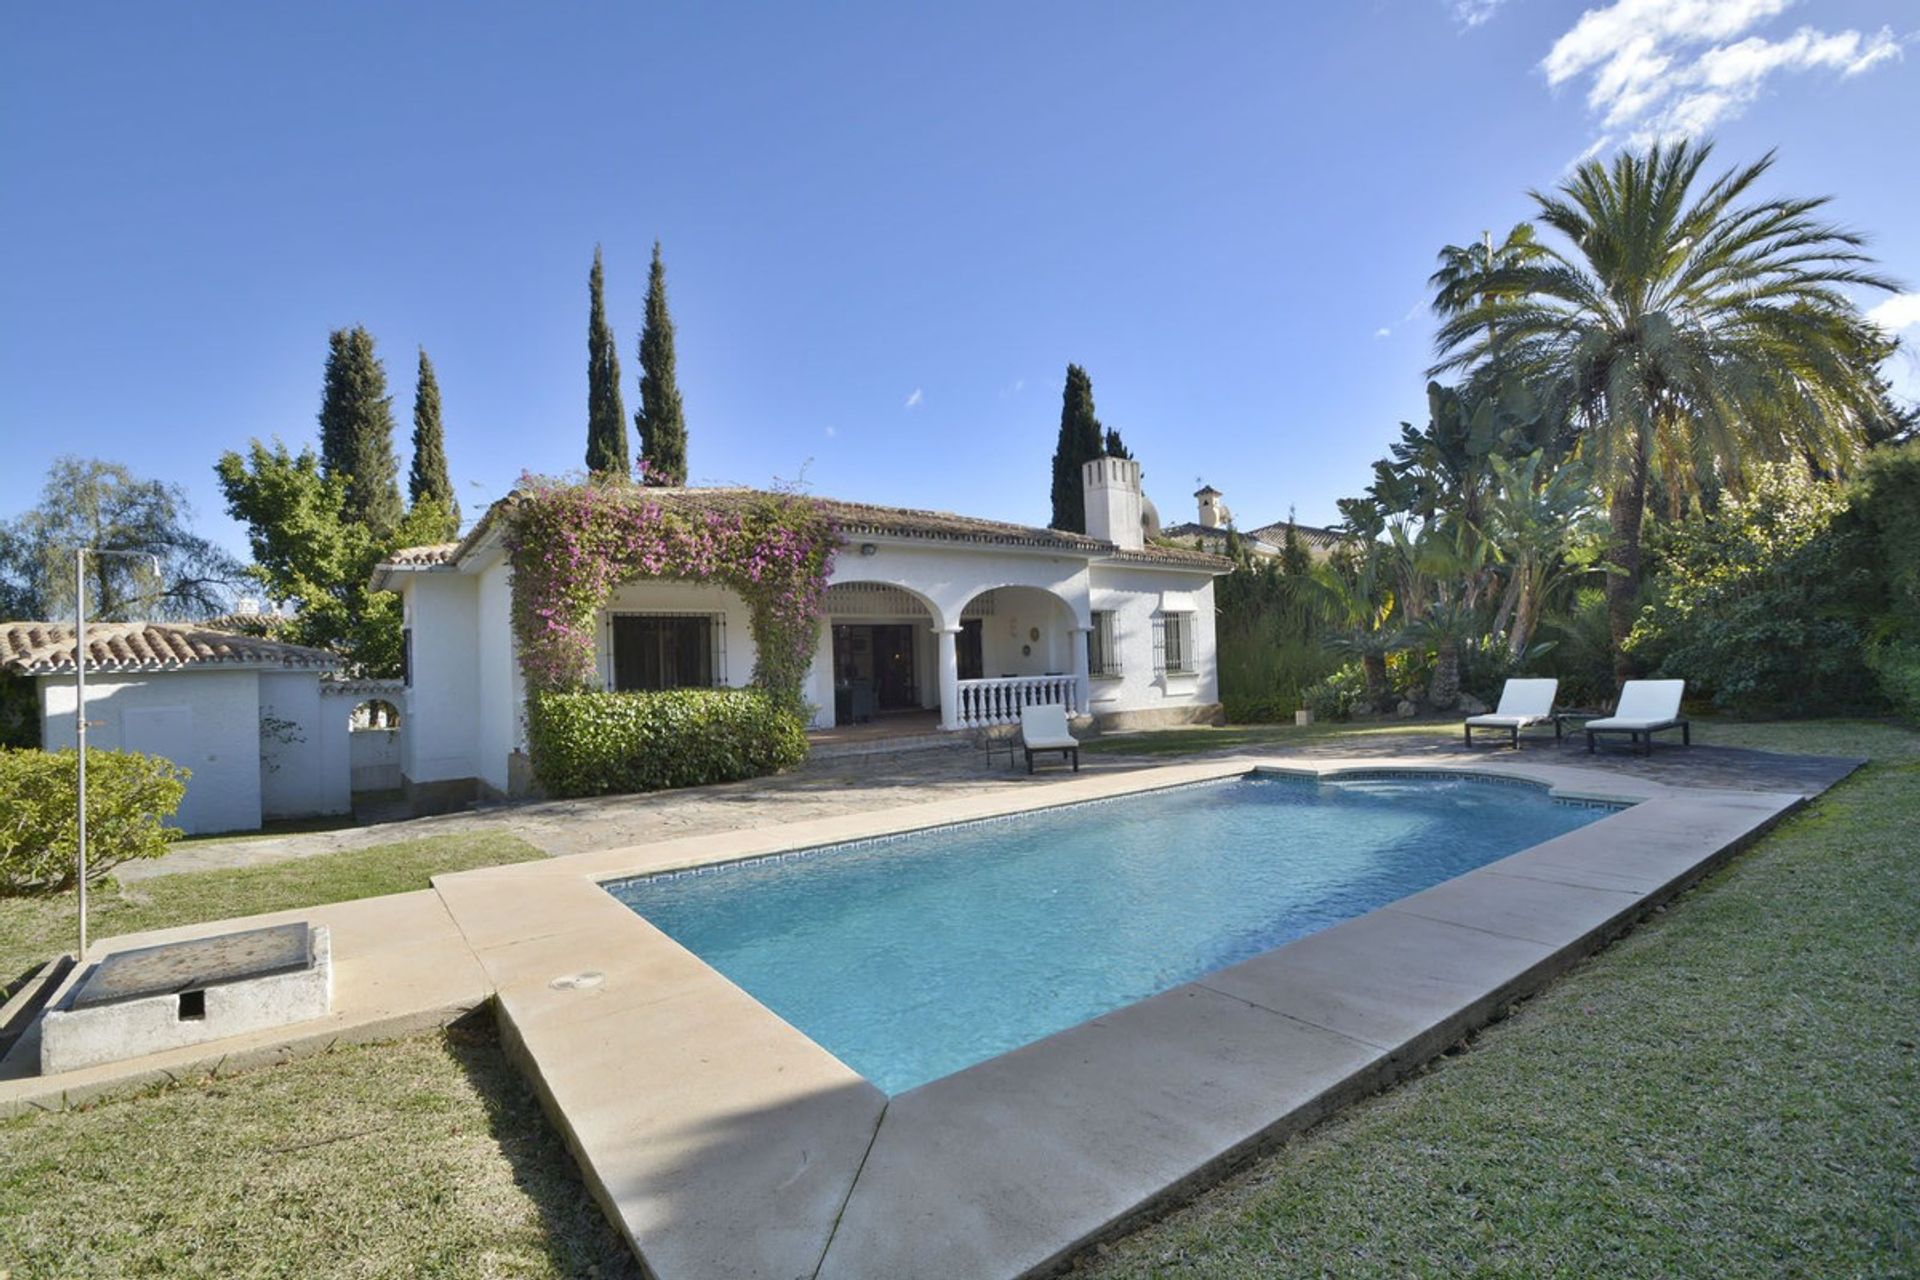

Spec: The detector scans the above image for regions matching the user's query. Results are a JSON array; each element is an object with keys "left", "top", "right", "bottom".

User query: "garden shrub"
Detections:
[
  {"left": 1303, "top": 663, "right": 1369, "bottom": 721},
  {"left": 1627, "top": 463, "right": 1879, "bottom": 714},
  {"left": 525, "top": 687, "right": 808, "bottom": 798},
  {"left": 0, "top": 748, "right": 187, "bottom": 896}
]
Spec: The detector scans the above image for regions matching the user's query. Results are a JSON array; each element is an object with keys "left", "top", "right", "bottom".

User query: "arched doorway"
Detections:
[
  {"left": 950, "top": 585, "right": 1086, "bottom": 728},
  {"left": 819, "top": 581, "right": 941, "bottom": 727}
]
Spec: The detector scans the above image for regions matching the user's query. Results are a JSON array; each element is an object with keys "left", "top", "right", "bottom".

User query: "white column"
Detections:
[
  {"left": 937, "top": 627, "right": 962, "bottom": 730},
  {"left": 1069, "top": 626, "right": 1092, "bottom": 716}
]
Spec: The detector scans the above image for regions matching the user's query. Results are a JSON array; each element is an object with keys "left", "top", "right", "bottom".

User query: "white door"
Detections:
[{"left": 121, "top": 705, "right": 195, "bottom": 831}]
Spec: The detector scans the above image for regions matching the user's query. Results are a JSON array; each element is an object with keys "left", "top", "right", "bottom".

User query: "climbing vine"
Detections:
[{"left": 505, "top": 477, "right": 838, "bottom": 708}]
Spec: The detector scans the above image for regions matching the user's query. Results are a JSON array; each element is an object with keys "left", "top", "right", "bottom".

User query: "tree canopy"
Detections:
[
  {"left": 585, "top": 246, "right": 630, "bottom": 480},
  {"left": 0, "top": 457, "right": 243, "bottom": 621},
  {"left": 408, "top": 347, "right": 459, "bottom": 538},
  {"left": 317, "top": 326, "right": 404, "bottom": 536},
  {"left": 636, "top": 241, "right": 688, "bottom": 486},
  {"left": 1049, "top": 364, "right": 1105, "bottom": 532}
]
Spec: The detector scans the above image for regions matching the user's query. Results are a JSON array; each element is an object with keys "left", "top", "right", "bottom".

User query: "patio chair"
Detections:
[
  {"left": 1585, "top": 680, "right": 1690, "bottom": 756},
  {"left": 1019, "top": 704, "right": 1080, "bottom": 774},
  {"left": 1463, "top": 678, "right": 1560, "bottom": 749}
]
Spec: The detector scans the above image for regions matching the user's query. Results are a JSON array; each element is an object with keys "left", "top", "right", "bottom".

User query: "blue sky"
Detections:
[{"left": 3, "top": 1, "right": 1915, "bottom": 553}]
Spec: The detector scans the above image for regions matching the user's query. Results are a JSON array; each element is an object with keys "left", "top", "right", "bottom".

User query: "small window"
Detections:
[
  {"left": 1155, "top": 611, "right": 1195, "bottom": 676},
  {"left": 611, "top": 614, "right": 723, "bottom": 691},
  {"left": 400, "top": 628, "right": 413, "bottom": 687},
  {"left": 1087, "top": 611, "right": 1120, "bottom": 678}
]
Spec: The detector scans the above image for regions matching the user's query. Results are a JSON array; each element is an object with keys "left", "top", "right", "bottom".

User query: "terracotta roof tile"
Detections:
[
  {"left": 0, "top": 622, "right": 343, "bottom": 676},
  {"left": 378, "top": 487, "right": 1233, "bottom": 579}
]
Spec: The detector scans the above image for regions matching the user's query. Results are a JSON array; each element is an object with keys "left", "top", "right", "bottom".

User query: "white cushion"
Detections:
[
  {"left": 1020, "top": 704, "right": 1078, "bottom": 749},
  {"left": 1491, "top": 678, "right": 1558, "bottom": 719},
  {"left": 1610, "top": 679, "right": 1684, "bottom": 723},
  {"left": 1466, "top": 714, "right": 1544, "bottom": 728},
  {"left": 1585, "top": 716, "right": 1680, "bottom": 732}
]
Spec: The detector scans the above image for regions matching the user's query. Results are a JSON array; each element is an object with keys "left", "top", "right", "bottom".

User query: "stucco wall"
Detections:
[
  {"left": 402, "top": 572, "right": 480, "bottom": 785},
  {"left": 258, "top": 671, "right": 351, "bottom": 819},
  {"left": 1085, "top": 565, "right": 1221, "bottom": 719},
  {"left": 40, "top": 669, "right": 263, "bottom": 835},
  {"left": 475, "top": 557, "right": 522, "bottom": 797}
]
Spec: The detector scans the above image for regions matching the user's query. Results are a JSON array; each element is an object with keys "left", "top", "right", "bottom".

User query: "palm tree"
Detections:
[
  {"left": 1432, "top": 142, "right": 1897, "bottom": 682},
  {"left": 1318, "top": 545, "right": 1398, "bottom": 713}
]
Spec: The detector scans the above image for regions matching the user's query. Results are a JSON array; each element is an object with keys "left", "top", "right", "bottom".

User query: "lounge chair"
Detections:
[
  {"left": 1585, "top": 679, "right": 1690, "bottom": 755},
  {"left": 1463, "top": 678, "right": 1560, "bottom": 749},
  {"left": 1019, "top": 704, "right": 1080, "bottom": 774}
]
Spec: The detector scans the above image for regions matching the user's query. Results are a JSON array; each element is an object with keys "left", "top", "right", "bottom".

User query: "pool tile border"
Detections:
[{"left": 428, "top": 755, "right": 1806, "bottom": 1280}]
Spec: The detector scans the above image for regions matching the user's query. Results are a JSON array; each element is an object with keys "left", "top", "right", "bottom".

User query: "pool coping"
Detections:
[{"left": 424, "top": 755, "right": 1808, "bottom": 1280}]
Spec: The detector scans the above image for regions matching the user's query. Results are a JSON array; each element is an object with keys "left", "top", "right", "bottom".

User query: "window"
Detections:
[
  {"left": 1154, "top": 611, "right": 1195, "bottom": 676},
  {"left": 1087, "top": 611, "right": 1120, "bottom": 678},
  {"left": 957, "top": 618, "right": 984, "bottom": 681},
  {"left": 400, "top": 627, "right": 412, "bottom": 687},
  {"left": 611, "top": 614, "right": 723, "bottom": 691}
]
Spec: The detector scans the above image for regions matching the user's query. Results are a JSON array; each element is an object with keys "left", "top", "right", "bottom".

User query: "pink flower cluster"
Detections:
[{"left": 506, "top": 479, "right": 837, "bottom": 703}]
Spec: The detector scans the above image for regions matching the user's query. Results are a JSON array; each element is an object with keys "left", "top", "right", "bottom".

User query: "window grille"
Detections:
[
  {"left": 1155, "top": 611, "right": 1194, "bottom": 675},
  {"left": 1087, "top": 610, "right": 1120, "bottom": 677}
]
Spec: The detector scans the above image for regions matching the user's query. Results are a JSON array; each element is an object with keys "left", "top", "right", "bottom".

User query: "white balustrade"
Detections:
[{"left": 954, "top": 674, "right": 1080, "bottom": 728}]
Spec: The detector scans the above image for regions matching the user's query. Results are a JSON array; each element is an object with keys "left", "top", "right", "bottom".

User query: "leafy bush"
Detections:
[
  {"left": 1847, "top": 441, "right": 1920, "bottom": 720},
  {"left": 1627, "top": 464, "right": 1878, "bottom": 714},
  {"left": 0, "top": 748, "right": 187, "bottom": 896},
  {"left": 1533, "top": 587, "right": 1618, "bottom": 709},
  {"left": 1215, "top": 551, "right": 1339, "bottom": 723},
  {"left": 525, "top": 687, "right": 809, "bottom": 798},
  {"left": 1303, "top": 663, "right": 1370, "bottom": 721}
]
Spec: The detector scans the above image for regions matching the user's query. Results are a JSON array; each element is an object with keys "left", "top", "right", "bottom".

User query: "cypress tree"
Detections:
[
  {"left": 408, "top": 347, "right": 459, "bottom": 534},
  {"left": 585, "top": 246, "right": 630, "bottom": 480},
  {"left": 317, "top": 326, "right": 403, "bottom": 536},
  {"left": 1103, "top": 427, "right": 1132, "bottom": 459},
  {"left": 1048, "top": 363, "right": 1105, "bottom": 531},
  {"left": 635, "top": 241, "right": 688, "bottom": 486}
]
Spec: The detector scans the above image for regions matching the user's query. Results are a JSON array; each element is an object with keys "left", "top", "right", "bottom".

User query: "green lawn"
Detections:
[
  {"left": 2, "top": 721, "right": 1912, "bottom": 1278},
  {"left": 1083, "top": 719, "right": 1919, "bottom": 1278},
  {"left": 1, "top": 831, "right": 544, "bottom": 1001}
]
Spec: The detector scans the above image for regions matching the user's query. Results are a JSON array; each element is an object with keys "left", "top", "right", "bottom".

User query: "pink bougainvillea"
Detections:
[{"left": 505, "top": 477, "right": 837, "bottom": 707}]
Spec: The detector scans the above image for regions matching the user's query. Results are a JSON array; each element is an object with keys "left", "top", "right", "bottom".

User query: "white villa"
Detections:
[{"left": 374, "top": 457, "right": 1231, "bottom": 810}]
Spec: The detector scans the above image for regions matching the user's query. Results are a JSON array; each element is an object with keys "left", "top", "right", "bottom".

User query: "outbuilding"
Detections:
[{"left": 1, "top": 622, "right": 359, "bottom": 835}]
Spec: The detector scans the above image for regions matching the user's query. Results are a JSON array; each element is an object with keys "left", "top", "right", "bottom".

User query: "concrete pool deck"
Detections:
[
  {"left": 3, "top": 752, "right": 1823, "bottom": 1277},
  {"left": 436, "top": 755, "right": 1806, "bottom": 1280}
]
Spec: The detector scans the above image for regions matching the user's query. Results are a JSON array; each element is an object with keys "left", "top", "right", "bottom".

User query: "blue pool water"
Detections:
[{"left": 607, "top": 774, "right": 1610, "bottom": 1094}]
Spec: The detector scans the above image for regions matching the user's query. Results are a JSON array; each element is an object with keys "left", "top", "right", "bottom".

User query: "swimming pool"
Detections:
[{"left": 607, "top": 773, "right": 1612, "bottom": 1094}]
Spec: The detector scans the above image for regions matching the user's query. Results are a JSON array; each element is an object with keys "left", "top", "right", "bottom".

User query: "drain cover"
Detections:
[{"left": 549, "top": 971, "right": 605, "bottom": 991}]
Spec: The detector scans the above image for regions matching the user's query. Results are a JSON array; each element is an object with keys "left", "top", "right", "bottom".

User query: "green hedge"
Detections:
[
  {"left": 1, "top": 748, "right": 187, "bottom": 896},
  {"left": 525, "top": 687, "right": 809, "bottom": 798}
]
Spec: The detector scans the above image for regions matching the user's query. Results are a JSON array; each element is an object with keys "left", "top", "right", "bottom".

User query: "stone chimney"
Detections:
[
  {"left": 1195, "top": 485, "right": 1227, "bottom": 530},
  {"left": 1082, "top": 456, "right": 1145, "bottom": 551}
]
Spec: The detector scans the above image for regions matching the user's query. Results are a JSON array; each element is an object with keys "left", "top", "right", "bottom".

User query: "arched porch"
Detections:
[{"left": 948, "top": 585, "right": 1090, "bottom": 729}]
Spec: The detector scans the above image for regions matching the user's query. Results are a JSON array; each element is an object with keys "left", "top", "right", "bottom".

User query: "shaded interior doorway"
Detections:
[{"left": 832, "top": 624, "right": 919, "bottom": 723}]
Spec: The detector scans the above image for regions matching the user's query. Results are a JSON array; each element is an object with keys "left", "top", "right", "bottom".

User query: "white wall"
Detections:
[
  {"left": 402, "top": 572, "right": 480, "bottom": 785},
  {"left": 257, "top": 671, "right": 351, "bottom": 820},
  {"left": 973, "top": 586, "right": 1079, "bottom": 678},
  {"left": 475, "top": 557, "right": 522, "bottom": 797},
  {"left": 40, "top": 669, "right": 263, "bottom": 835},
  {"left": 1085, "top": 566, "right": 1221, "bottom": 717}
]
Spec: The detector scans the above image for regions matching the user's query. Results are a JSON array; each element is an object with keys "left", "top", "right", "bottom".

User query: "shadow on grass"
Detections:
[{"left": 442, "top": 1009, "right": 646, "bottom": 1279}]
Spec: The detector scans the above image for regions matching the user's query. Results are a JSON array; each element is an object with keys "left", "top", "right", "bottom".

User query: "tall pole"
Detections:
[{"left": 75, "top": 547, "right": 88, "bottom": 959}]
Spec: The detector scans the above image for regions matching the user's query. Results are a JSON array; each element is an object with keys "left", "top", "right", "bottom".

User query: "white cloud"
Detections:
[
  {"left": 1540, "top": 0, "right": 1904, "bottom": 146},
  {"left": 903, "top": 388, "right": 923, "bottom": 409},
  {"left": 823, "top": 425, "right": 838, "bottom": 438},
  {"left": 1868, "top": 293, "right": 1920, "bottom": 334},
  {"left": 1374, "top": 327, "right": 1393, "bottom": 339},
  {"left": 1453, "top": 0, "right": 1509, "bottom": 29}
]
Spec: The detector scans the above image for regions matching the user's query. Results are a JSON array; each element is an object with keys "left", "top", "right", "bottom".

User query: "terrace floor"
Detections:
[{"left": 122, "top": 721, "right": 1862, "bottom": 883}]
